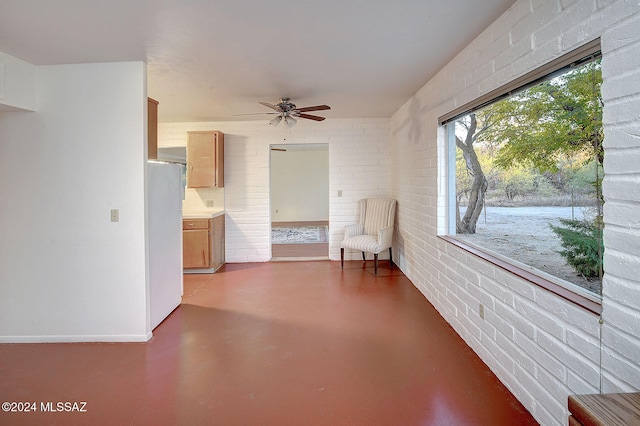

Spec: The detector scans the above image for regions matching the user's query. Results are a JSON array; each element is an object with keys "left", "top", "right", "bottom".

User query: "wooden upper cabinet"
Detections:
[
  {"left": 187, "top": 131, "right": 224, "bottom": 188},
  {"left": 147, "top": 98, "right": 159, "bottom": 160}
]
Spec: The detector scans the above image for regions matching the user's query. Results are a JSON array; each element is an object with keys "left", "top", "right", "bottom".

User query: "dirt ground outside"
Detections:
[{"left": 457, "top": 206, "right": 602, "bottom": 295}]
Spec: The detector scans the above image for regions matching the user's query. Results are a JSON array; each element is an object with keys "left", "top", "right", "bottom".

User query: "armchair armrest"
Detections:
[
  {"left": 378, "top": 226, "right": 394, "bottom": 250},
  {"left": 344, "top": 223, "right": 364, "bottom": 239}
]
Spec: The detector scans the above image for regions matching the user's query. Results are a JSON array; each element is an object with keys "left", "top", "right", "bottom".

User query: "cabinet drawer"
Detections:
[
  {"left": 183, "top": 219, "right": 211, "bottom": 230},
  {"left": 183, "top": 229, "right": 211, "bottom": 269}
]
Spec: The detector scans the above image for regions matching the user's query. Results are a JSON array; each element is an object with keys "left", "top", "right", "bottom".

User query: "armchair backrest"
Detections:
[{"left": 359, "top": 198, "right": 397, "bottom": 236}]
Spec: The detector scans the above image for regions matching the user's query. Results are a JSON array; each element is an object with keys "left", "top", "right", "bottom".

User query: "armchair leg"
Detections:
[
  {"left": 362, "top": 252, "right": 366, "bottom": 262},
  {"left": 340, "top": 248, "right": 344, "bottom": 270},
  {"left": 374, "top": 253, "right": 378, "bottom": 275},
  {"left": 389, "top": 247, "right": 393, "bottom": 270}
]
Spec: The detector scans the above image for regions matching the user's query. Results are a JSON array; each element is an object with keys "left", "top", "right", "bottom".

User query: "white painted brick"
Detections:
[
  {"left": 514, "top": 364, "right": 566, "bottom": 426},
  {"left": 463, "top": 281, "right": 496, "bottom": 311},
  {"left": 601, "top": 374, "right": 639, "bottom": 394},
  {"left": 603, "top": 97, "right": 640, "bottom": 125},
  {"left": 602, "top": 326, "right": 640, "bottom": 366},
  {"left": 603, "top": 148, "right": 640, "bottom": 178},
  {"left": 452, "top": 263, "right": 481, "bottom": 287},
  {"left": 466, "top": 255, "right": 498, "bottom": 280},
  {"left": 604, "top": 227, "right": 640, "bottom": 258},
  {"left": 601, "top": 348, "right": 640, "bottom": 389},
  {"left": 511, "top": 2, "right": 558, "bottom": 44},
  {"left": 603, "top": 125, "right": 640, "bottom": 150},
  {"left": 603, "top": 175, "right": 640, "bottom": 203},
  {"left": 567, "top": 369, "right": 600, "bottom": 395},
  {"left": 537, "top": 367, "right": 571, "bottom": 410},
  {"left": 600, "top": 8, "right": 640, "bottom": 52},
  {"left": 603, "top": 298, "right": 640, "bottom": 337},
  {"left": 495, "top": 299, "right": 538, "bottom": 340},
  {"left": 479, "top": 275, "right": 515, "bottom": 306},
  {"left": 602, "top": 59, "right": 640, "bottom": 102},
  {"left": 516, "top": 327, "right": 567, "bottom": 381},
  {"left": 534, "top": 290, "right": 601, "bottom": 335},
  {"left": 603, "top": 275, "right": 640, "bottom": 309},
  {"left": 603, "top": 250, "right": 640, "bottom": 282},
  {"left": 491, "top": 0, "right": 532, "bottom": 38},
  {"left": 515, "top": 299, "right": 566, "bottom": 342},
  {"left": 495, "top": 331, "right": 531, "bottom": 374},
  {"left": 458, "top": 309, "right": 484, "bottom": 341},
  {"left": 538, "top": 331, "right": 601, "bottom": 385},
  {"left": 486, "top": 308, "right": 515, "bottom": 340},
  {"left": 566, "top": 328, "right": 601, "bottom": 364},
  {"left": 493, "top": 268, "right": 536, "bottom": 300}
]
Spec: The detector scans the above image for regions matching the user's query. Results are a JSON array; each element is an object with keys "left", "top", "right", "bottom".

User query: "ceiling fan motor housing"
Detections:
[{"left": 277, "top": 98, "right": 296, "bottom": 113}]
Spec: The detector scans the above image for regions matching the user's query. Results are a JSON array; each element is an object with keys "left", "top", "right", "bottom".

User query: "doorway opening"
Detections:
[{"left": 270, "top": 143, "right": 329, "bottom": 259}]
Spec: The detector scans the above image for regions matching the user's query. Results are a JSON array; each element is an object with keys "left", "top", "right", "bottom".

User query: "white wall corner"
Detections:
[{"left": 0, "top": 51, "right": 37, "bottom": 111}]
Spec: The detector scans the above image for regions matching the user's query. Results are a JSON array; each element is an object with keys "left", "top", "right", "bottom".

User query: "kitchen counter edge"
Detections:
[{"left": 182, "top": 211, "right": 225, "bottom": 219}]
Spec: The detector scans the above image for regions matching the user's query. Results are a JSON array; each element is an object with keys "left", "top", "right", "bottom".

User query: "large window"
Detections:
[{"left": 442, "top": 42, "right": 603, "bottom": 302}]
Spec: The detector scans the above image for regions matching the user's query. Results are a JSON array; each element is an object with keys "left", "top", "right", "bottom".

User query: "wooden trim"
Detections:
[
  {"left": 272, "top": 221, "right": 329, "bottom": 227},
  {"left": 439, "top": 236, "right": 602, "bottom": 315},
  {"left": 569, "top": 392, "right": 640, "bottom": 425}
]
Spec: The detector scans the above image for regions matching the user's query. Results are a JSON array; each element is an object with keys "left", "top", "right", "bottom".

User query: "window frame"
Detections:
[{"left": 438, "top": 39, "right": 603, "bottom": 314}]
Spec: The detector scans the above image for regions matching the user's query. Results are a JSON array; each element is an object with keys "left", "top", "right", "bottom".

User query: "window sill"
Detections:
[{"left": 439, "top": 235, "right": 602, "bottom": 315}]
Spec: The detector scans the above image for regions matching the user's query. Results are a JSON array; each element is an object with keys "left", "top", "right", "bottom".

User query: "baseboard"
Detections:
[
  {"left": 272, "top": 221, "right": 329, "bottom": 227},
  {"left": 271, "top": 256, "right": 329, "bottom": 261},
  {"left": 0, "top": 332, "right": 153, "bottom": 343}
]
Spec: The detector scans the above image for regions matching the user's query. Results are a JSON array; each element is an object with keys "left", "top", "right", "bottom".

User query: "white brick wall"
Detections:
[
  {"left": 159, "top": 118, "right": 391, "bottom": 262},
  {"left": 391, "top": 0, "right": 640, "bottom": 425}
]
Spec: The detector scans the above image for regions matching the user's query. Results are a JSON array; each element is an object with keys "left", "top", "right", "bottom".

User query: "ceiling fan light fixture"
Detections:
[
  {"left": 270, "top": 115, "right": 283, "bottom": 126},
  {"left": 284, "top": 116, "right": 297, "bottom": 128}
]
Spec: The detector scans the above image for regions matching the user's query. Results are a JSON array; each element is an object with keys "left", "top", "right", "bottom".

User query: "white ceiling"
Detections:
[{"left": 0, "top": 0, "right": 514, "bottom": 123}]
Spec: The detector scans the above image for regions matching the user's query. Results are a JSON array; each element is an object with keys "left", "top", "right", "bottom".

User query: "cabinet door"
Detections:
[
  {"left": 183, "top": 229, "right": 211, "bottom": 269},
  {"left": 211, "top": 214, "right": 225, "bottom": 270},
  {"left": 187, "top": 131, "right": 224, "bottom": 188},
  {"left": 147, "top": 98, "right": 159, "bottom": 160}
]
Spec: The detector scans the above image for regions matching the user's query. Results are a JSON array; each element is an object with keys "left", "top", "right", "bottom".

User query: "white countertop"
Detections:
[{"left": 182, "top": 210, "right": 225, "bottom": 219}]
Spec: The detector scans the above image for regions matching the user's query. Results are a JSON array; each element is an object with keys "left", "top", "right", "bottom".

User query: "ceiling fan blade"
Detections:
[
  {"left": 298, "top": 113, "right": 326, "bottom": 121},
  {"left": 296, "top": 105, "right": 331, "bottom": 113},
  {"left": 232, "top": 112, "right": 279, "bottom": 116},
  {"left": 259, "top": 101, "right": 282, "bottom": 112}
]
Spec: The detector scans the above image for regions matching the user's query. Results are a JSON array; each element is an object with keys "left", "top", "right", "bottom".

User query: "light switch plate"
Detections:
[{"left": 110, "top": 209, "right": 119, "bottom": 222}]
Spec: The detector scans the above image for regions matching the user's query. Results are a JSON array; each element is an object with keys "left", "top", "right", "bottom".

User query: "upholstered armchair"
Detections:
[{"left": 340, "top": 197, "right": 397, "bottom": 275}]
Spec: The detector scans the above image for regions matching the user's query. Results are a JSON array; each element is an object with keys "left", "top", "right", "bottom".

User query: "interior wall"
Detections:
[
  {"left": 270, "top": 145, "right": 329, "bottom": 222},
  {"left": 390, "top": 1, "right": 640, "bottom": 425},
  {"left": 0, "top": 60, "right": 150, "bottom": 342},
  {"left": 0, "top": 51, "right": 36, "bottom": 111},
  {"left": 159, "top": 118, "right": 391, "bottom": 262}
]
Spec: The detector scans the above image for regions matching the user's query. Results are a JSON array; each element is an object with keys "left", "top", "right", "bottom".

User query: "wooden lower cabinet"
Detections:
[
  {"left": 183, "top": 215, "right": 225, "bottom": 271},
  {"left": 211, "top": 214, "right": 225, "bottom": 270},
  {"left": 183, "top": 219, "right": 211, "bottom": 269}
]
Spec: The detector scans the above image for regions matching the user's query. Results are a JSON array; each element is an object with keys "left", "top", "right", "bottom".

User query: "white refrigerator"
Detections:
[{"left": 148, "top": 162, "right": 184, "bottom": 330}]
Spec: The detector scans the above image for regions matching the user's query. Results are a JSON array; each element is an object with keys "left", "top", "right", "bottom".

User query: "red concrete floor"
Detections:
[{"left": 0, "top": 261, "right": 537, "bottom": 425}]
